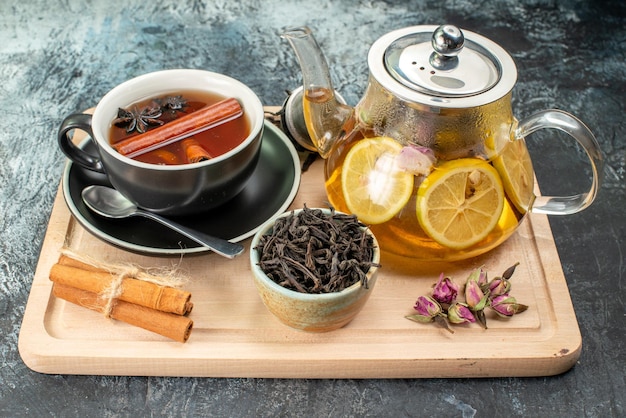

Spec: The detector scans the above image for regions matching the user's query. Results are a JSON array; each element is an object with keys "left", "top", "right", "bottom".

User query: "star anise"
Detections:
[
  {"left": 113, "top": 105, "right": 164, "bottom": 134},
  {"left": 162, "top": 95, "right": 187, "bottom": 111}
]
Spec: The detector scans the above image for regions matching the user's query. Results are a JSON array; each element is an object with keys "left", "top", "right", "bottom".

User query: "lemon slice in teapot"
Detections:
[
  {"left": 416, "top": 158, "right": 504, "bottom": 250},
  {"left": 341, "top": 137, "right": 414, "bottom": 224},
  {"left": 492, "top": 138, "right": 535, "bottom": 214}
]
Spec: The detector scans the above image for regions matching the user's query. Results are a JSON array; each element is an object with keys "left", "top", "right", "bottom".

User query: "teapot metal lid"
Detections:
[{"left": 369, "top": 24, "right": 517, "bottom": 108}]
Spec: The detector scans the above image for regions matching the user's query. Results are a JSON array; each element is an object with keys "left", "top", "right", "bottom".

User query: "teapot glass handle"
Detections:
[{"left": 515, "top": 109, "right": 604, "bottom": 215}]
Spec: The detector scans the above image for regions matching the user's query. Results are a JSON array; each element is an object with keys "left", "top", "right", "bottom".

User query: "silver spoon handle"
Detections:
[{"left": 136, "top": 210, "right": 244, "bottom": 258}]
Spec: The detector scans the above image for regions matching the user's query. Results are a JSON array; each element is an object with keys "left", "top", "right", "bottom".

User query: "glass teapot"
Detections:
[{"left": 282, "top": 24, "right": 603, "bottom": 261}]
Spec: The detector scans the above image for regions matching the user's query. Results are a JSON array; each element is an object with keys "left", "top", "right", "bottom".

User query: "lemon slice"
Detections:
[
  {"left": 417, "top": 158, "right": 504, "bottom": 249},
  {"left": 492, "top": 138, "right": 535, "bottom": 214},
  {"left": 341, "top": 137, "right": 414, "bottom": 224}
]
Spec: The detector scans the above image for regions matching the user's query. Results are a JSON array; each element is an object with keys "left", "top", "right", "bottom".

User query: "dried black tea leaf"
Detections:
[{"left": 255, "top": 206, "right": 380, "bottom": 294}]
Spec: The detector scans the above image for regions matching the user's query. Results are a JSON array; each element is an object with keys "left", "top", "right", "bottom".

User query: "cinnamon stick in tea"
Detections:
[
  {"left": 182, "top": 138, "right": 212, "bottom": 163},
  {"left": 52, "top": 283, "right": 193, "bottom": 343},
  {"left": 112, "top": 97, "right": 243, "bottom": 158},
  {"left": 52, "top": 256, "right": 193, "bottom": 315}
]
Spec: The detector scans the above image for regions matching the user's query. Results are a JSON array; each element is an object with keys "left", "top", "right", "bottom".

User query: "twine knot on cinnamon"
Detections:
[{"left": 99, "top": 268, "right": 141, "bottom": 318}]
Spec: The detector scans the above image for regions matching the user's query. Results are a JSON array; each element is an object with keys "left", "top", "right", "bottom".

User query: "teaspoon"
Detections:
[{"left": 81, "top": 185, "right": 245, "bottom": 258}]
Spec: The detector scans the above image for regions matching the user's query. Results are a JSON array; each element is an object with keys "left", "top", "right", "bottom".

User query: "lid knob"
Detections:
[{"left": 429, "top": 25, "right": 464, "bottom": 70}]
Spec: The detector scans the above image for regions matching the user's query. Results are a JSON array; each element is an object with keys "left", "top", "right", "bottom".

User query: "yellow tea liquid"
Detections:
[{"left": 304, "top": 87, "right": 532, "bottom": 261}]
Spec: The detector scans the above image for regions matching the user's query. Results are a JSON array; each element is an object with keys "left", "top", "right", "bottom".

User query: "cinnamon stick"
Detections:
[
  {"left": 53, "top": 283, "right": 193, "bottom": 343},
  {"left": 52, "top": 256, "right": 193, "bottom": 315},
  {"left": 182, "top": 138, "right": 212, "bottom": 163},
  {"left": 112, "top": 97, "right": 243, "bottom": 158}
]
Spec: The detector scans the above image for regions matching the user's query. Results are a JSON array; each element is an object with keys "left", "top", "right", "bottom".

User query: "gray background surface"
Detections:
[{"left": 1, "top": 0, "right": 624, "bottom": 416}]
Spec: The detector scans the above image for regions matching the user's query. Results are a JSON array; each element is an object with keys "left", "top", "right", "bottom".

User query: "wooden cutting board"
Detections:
[{"left": 18, "top": 112, "right": 581, "bottom": 378}]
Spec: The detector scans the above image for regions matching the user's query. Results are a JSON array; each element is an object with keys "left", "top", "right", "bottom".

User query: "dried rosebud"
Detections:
[
  {"left": 432, "top": 273, "right": 459, "bottom": 305},
  {"left": 465, "top": 273, "right": 489, "bottom": 311},
  {"left": 468, "top": 266, "right": 489, "bottom": 289},
  {"left": 406, "top": 295, "right": 442, "bottom": 323},
  {"left": 414, "top": 295, "right": 442, "bottom": 317},
  {"left": 447, "top": 303, "right": 476, "bottom": 324},
  {"left": 487, "top": 277, "right": 511, "bottom": 297},
  {"left": 397, "top": 145, "right": 436, "bottom": 176},
  {"left": 490, "top": 294, "right": 529, "bottom": 317},
  {"left": 502, "top": 262, "right": 520, "bottom": 280}
]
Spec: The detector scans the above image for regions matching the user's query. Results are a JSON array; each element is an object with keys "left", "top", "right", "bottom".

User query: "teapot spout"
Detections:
[{"left": 281, "top": 27, "right": 354, "bottom": 158}]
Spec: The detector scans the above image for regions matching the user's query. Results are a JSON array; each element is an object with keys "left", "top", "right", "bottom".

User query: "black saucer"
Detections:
[{"left": 62, "top": 121, "right": 301, "bottom": 255}]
